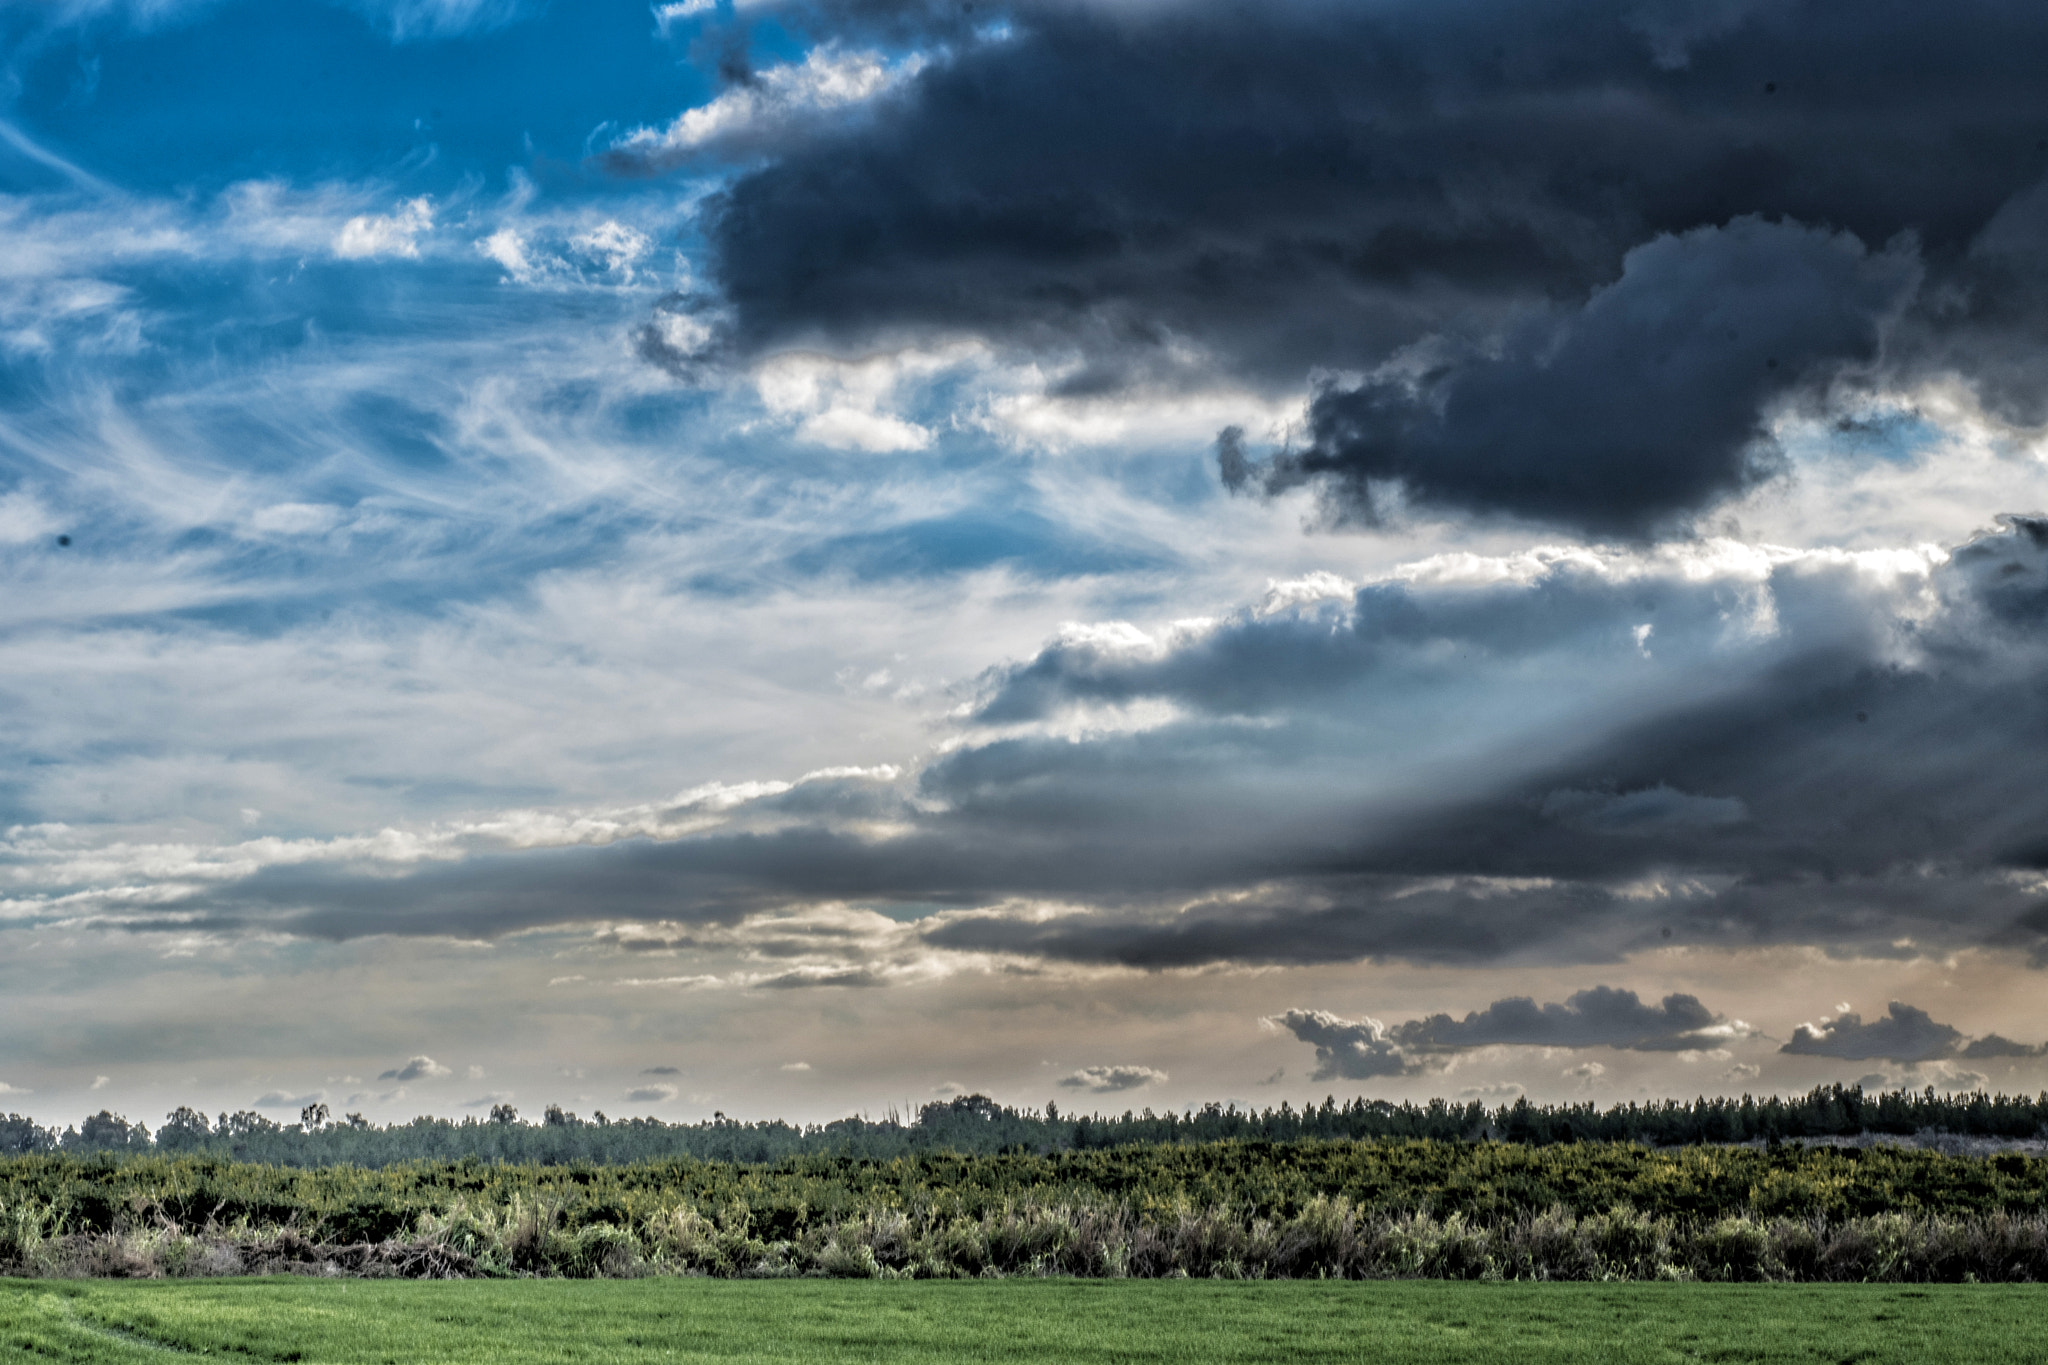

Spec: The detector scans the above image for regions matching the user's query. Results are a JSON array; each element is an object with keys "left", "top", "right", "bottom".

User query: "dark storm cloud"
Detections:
[
  {"left": 97, "top": 518, "right": 2048, "bottom": 970},
  {"left": 1275, "top": 988, "right": 1732, "bottom": 1081},
  {"left": 1230, "top": 219, "right": 1919, "bottom": 537},
  {"left": 1780, "top": 1002, "right": 1966, "bottom": 1063},
  {"left": 673, "top": 0, "right": 2048, "bottom": 534}
]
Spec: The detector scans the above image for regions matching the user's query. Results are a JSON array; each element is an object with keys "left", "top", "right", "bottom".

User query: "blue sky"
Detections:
[{"left": 6, "top": 0, "right": 2048, "bottom": 1126}]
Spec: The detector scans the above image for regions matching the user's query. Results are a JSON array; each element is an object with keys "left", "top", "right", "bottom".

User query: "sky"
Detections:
[{"left": 5, "top": 0, "right": 2048, "bottom": 1128}]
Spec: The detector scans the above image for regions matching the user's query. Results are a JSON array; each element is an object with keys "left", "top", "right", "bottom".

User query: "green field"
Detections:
[{"left": 3, "top": 1279, "right": 2045, "bottom": 1364}]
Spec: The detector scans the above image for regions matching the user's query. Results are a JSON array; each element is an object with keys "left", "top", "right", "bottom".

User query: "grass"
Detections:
[{"left": 3, "top": 1279, "right": 2046, "bottom": 1364}]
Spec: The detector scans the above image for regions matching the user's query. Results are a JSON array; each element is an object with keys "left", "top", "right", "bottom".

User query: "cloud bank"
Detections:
[
  {"left": 1783, "top": 1003, "right": 2044, "bottom": 1064},
  {"left": 682, "top": 0, "right": 2048, "bottom": 534},
  {"left": 1275, "top": 987, "right": 1740, "bottom": 1080}
]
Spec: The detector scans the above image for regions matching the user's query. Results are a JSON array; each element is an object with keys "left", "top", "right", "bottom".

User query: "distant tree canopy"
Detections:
[{"left": 1, "top": 1085, "right": 2042, "bottom": 1168}]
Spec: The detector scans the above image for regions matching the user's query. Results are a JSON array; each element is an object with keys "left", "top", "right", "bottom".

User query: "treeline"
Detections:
[
  {"left": 6, "top": 1139, "right": 2048, "bottom": 1280},
  {"left": 2, "top": 1084, "right": 2045, "bottom": 1168}
]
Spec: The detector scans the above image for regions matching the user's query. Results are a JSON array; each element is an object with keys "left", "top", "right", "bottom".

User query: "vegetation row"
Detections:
[
  {"left": 7, "top": 1134, "right": 2048, "bottom": 1279},
  {"left": 5, "top": 1084, "right": 2046, "bottom": 1167},
  {"left": 12, "top": 1190, "right": 2048, "bottom": 1284}
]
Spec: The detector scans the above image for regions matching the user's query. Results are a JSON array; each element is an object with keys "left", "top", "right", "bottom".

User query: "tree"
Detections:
[{"left": 157, "top": 1107, "right": 213, "bottom": 1152}]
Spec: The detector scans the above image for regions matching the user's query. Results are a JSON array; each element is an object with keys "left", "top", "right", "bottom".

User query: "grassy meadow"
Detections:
[{"left": 6, "top": 1278, "right": 2048, "bottom": 1364}]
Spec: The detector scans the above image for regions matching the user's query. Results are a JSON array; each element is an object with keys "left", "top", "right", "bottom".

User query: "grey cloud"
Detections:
[
  {"left": 1781, "top": 1003, "right": 1965, "bottom": 1063},
  {"left": 1232, "top": 219, "right": 1919, "bottom": 537},
  {"left": 679, "top": 0, "right": 2048, "bottom": 532},
  {"left": 752, "top": 966, "right": 890, "bottom": 989},
  {"left": 1273, "top": 987, "right": 1731, "bottom": 1082},
  {"left": 639, "top": 1065, "right": 682, "bottom": 1075},
  {"left": 624, "top": 1084, "right": 679, "bottom": 1103},
  {"left": 1960, "top": 1034, "right": 2045, "bottom": 1060},
  {"left": 376, "top": 1055, "right": 451, "bottom": 1082},
  {"left": 252, "top": 1090, "right": 325, "bottom": 1110},
  {"left": 1538, "top": 785, "right": 1747, "bottom": 835},
  {"left": 1386, "top": 986, "right": 1726, "bottom": 1053},
  {"left": 1057, "top": 1064, "right": 1167, "bottom": 1093},
  {"left": 1272, "top": 1011, "right": 1414, "bottom": 1081},
  {"left": 95, "top": 518, "right": 2048, "bottom": 973}
]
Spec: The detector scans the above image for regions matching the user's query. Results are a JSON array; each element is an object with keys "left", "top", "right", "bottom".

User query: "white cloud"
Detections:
[
  {"left": 1057, "top": 1064, "right": 1167, "bottom": 1093},
  {"left": 88, "top": 1075, "right": 109, "bottom": 1090},
  {"left": 1458, "top": 1082, "right": 1526, "bottom": 1100},
  {"left": 377, "top": 1055, "right": 451, "bottom": 1082},
  {"left": 779, "top": 1061, "right": 811, "bottom": 1072},
  {"left": 572, "top": 221, "right": 652, "bottom": 278},
  {"left": 477, "top": 228, "right": 538, "bottom": 282},
  {"left": 652, "top": 0, "right": 716, "bottom": 31},
  {"left": 608, "top": 47, "right": 924, "bottom": 166},
  {"left": 254, "top": 1089, "right": 325, "bottom": 1109},
  {"left": 753, "top": 347, "right": 970, "bottom": 452},
  {"left": 0, "top": 1081, "right": 30, "bottom": 1095},
  {"left": 247, "top": 503, "right": 342, "bottom": 537},
  {"left": 333, "top": 198, "right": 434, "bottom": 260},
  {"left": 795, "top": 407, "right": 933, "bottom": 453},
  {"left": 353, "top": 0, "right": 532, "bottom": 41},
  {"left": 0, "top": 491, "right": 61, "bottom": 546}
]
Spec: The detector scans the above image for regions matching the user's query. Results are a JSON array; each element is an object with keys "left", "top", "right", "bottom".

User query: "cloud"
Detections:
[
  {"left": 1537, "top": 785, "right": 1748, "bottom": 835},
  {"left": 0, "top": 1082, "right": 32, "bottom": 1096},
  {"left": 333, "top": 198, "right": 434, "bottom": 260},
  {"left": 624, "top": 1084, "right": 679, "bottom": 1103},
  {"left": 1563, "top": 1062, "right": 1608, "bottom": 1089},
  {"left": 347, "top": 0, "right": 535, "bottom": 41},
  {"left": 1227, "top": 218, "right": 1918, "bottom": 538},
  {"left": 87, "top": 1075, "right": 109, "bottom": 1091},
  {"left": 1056, "top": 1064, "right": 1166, "bottom": 1093},
  {"left": 1781, "top": 1002, "right": 1966, "bottom": 1063},
  {"left": 1458, "top": 1082, "right": 1525, "bottom": 1101},
  {"left": 1380, "top": 987, "right": 1738, "bottom": 1054},
  {"left": 461, "top": 1092, "right": 515, "bottom": 1107},
  {"left": 253, "top": 1090, "right": 325, "bottom": 1109},
  {"left": 377, "top": 1055, "right": 452, "bottom": 1082},
  {"left": 1960, "top": 1034, "right": 2045, "bottom": 1060},
  {"left": 1270, "top": 1012, "right": 1413, "bottom": 1081},
  {"left": 1273, "top": 987, "right": 1741, "bottom": 1081},
  {"left": 639, "top": 1065, "right": 682, "bottom": 1075},
  {"left": 20, "top": 517, "right": 2048, "bottom": 979},
  {"left": 602, "top": 47, "right": 925, "bottom": 172},
  {"left": 779, "top": 1061, "right": 812, "bottom": 1072},
  {"left": 690, "top": 0, "right": 2048, "bottom": 532}
]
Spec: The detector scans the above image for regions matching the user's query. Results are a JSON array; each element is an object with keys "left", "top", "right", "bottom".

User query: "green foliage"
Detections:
[
  {"left": 5, "top": 1138, "right": 2048, "bottom": 1280},
  {"left": 9, "top": 1083, "right": 2048, "bottom": 1167}
]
